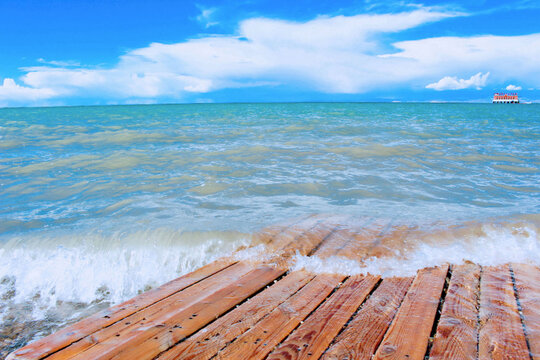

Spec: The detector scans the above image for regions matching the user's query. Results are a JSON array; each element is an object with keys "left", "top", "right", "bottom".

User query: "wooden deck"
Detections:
[{"left": 7, "top": 216, "right": 539, "bottom": 360}]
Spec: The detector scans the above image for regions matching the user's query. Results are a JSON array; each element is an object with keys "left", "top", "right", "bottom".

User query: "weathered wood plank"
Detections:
[
  {"left": 312, "top": 228, "right": 360, "bottom": 258},
  {"left": 512, "top": 263, "right": 540, "bottom": 359},
  {"left": 279, "top": 221, "right": 336, "bottom": 257},
  {"left": 156, "top": 220, "right": 363, "bottom": 360},
  {"left": 46, "top": 261, "right": 255, "bottom": 360},
  {"left": 321, "top": 277, "right": 413, "bottom": 360},
  {"left": 266, "top": 216, "right": 326, "bottom": 252},
  {"left": 429, "top": 263, "right": 481, "bottom": 360},
  {"left": 478, "top": 265, "right": 530, "bottom": 360},
  {"left": 332, "top": 219, "right": 390, "bottom": 261},
  {"left": 70, "top": 265, "right": 285, "bottom": 360},
  {"left": 253, "top": 216, "right": 312, "bottom": 245},
  {"left": 266, "top": 274, "right": 380, "bottom": 360},
  {"left": 311, "top": 217, "right": 375, "bottom": 258},
  {"left": 6, "top": 258, "right": 236, "bottom": 360},
  {"left": 215, "top": 274, "right": 345, "bottom": 360},
  {"left": 363, "top": 224, "right": 411, "bottom": 260},
  {"left": 373, "top": 265, "right": 449, "bottom": 360},
  {"left": 156, "top": 271, "right": 315, "bottom": 360}
]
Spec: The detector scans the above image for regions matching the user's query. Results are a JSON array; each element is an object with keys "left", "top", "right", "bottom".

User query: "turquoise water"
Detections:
[
  {"left": 1, "top": 103, "right": 539, "bottom": 351},
  {"left": 1, "top": 103, "right": 539, "bottom": 235}
]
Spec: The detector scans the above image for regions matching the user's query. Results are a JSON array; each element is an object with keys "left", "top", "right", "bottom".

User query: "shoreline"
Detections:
[
  {"left": 7, "top": 216, "right": 539, "bottom": 359},
  {"left": 4, "top": 216, "right": 540, "bottom": 358}
]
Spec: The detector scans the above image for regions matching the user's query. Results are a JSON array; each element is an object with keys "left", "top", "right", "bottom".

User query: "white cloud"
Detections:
[
  {"left": 3, "top": 7, "right": 540, "bottom": 106},
  {"left": 7, "top": 8, "right": 456, "bottom": 105},
  {"left": 37, "top": 58, "right": 81, "bottom": 67},
  {"left": 0, "top": 78, "right": 57, "bottom": 106},
  {"left": 196, "top": 6, "right": 218, "bottom": 28},
  {"left": 383, "top": 34, "right": 540, "bottom": 80},
  {"left": 426, "top": 72, "right": 490, "bottom": 90},
  {"left": 506, "top": 84, "right": 522, "bottom": 91}
]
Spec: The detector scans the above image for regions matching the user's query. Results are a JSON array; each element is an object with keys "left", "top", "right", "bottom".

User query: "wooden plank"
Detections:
[
  {"left": 266, "top": 216, "right": 325, "bottom": 251},
  {"left": 6, "top": 258, "right": 236, "bottom": 360},
  {"left": 312, "top": 218, "right": 393, "bottom": 262},
  {"left": 215, "top": 274, "right": 345, "bottom": 360},
  {"left": 311, "top": 217, "right": 374, "bottom": 258},
  {"left": 321, "top": 277, "right": 413, "bottom": 360},
  {"left": 45, "top": 261, "right": 255, "bottom": 360},
  {"left": 266, "top": 274, "right": 380, "bottom": 360},
  {"left": 478, "top": 265, "right": 530, "bottom": 360},
  {"left": 429, "top": 263, "right": 481, "bottom": 360},
  {"left": 512, "top": 263, "right": 540, "bottom": 359},
  {"left": 279, "top": 220, "right": 336, "bottom": 257},
  {"left": 364, "top": 224, "right": 411, "bottom": 260},
  {"left": 156, "top": 271, "right": 315, "bottom": 360},
  {"left": 311, "top": 228, "right": 356, "bottom": 258},
  {"left": 336, "top": 219, "right": 392, "bottom": 261},
  {"left": 253, "top": 216, "right": 311, "bottom": 245},
  {"left": 373, "top": 265, "right": 449, "bottom": 360},
  {"left": 70, "top": 265, "right": 285, "bottom": 360}
]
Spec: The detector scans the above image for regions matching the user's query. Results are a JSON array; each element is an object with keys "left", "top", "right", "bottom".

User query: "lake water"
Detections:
[{"left": 1, "top": 102, "right": 539, "bottom": 353}]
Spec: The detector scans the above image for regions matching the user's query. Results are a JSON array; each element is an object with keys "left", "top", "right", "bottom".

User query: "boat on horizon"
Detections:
[{"left": 493, "top": 92, "right": 519, "bottom": 103}]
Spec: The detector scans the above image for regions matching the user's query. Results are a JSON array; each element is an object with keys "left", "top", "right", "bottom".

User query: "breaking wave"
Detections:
[
  {"left": 0, "top": 228, "right": 250, "bottom": 321},
  {"left": 292, "top": 217, "right": 540, "bottom": 277}
]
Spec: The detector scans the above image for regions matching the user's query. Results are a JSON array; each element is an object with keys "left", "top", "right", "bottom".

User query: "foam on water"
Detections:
[
  {"left": 292, "top": 219, "right": 540, "bottom": 277},
  {"left": 0, "top": 228, "right": 250, "bottom": 320}
]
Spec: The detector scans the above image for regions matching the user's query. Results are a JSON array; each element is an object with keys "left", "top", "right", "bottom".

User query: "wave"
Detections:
[
  {"left": 292, "top": 216, "right": 540, "bottom": 277},
  {"left": 0, "top": 228, "right": 250, "bottom": 320}
]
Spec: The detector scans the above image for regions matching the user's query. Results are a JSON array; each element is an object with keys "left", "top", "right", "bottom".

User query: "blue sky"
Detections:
[{"left": 0, "top": 0, "right": 539, "bottom": 106}]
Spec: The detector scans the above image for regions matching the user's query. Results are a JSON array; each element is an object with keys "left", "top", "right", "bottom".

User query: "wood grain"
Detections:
[
  {"left": 312, "top": 217, "right": 376, "bottom": 258},
  {"left": 478, "top": 265, "right": 530, "bottom": 360},
  {"left": 333, "top": 219, "right": 390, "bottom": 261},
  {"left": 373, "top": 265, "right": 449, "bottom": 360},
  {"left": 280, "top": 221, "right": 336, "bottom": 257},
  {"left": 267, "top": 274, "right": 380, "bottom": 360},
  {"left": 363, "top": 224, "right": 411, "bottom": 260},
  {"left": 156, "top": 270, "right": 315, "bottom": 360},
  {"left": 512, "top": 263, "right": 540, "bottom": 359},
  {"left": 254, "top": 216, "right": 312, "bottom": 245},
  {"left": 321, "top": 277, "right": 413, "bottom": 360},
  {"left": 45, "top": 261, "right": 255, "bottom": 360},
  {"left": 266, "top": 216, "right": 327, "bottom": 252},
  {"left": 429, "top": 263, "right": 481, "bottom": 360},
  {"left": 215, "top": 274, "right": 345, "bottom": 360},
  {"left": 70, "top": 265, "right": 285, "bottom": 360}
]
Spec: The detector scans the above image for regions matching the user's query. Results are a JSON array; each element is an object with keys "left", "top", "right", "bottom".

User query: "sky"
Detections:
[{"left": 0, "top": 0, "right": 539, "bottom": 107}]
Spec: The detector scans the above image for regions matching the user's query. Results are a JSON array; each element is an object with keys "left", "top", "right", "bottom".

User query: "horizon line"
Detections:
[{"left": 2, "top": 100, "right": 537, "bottom": 110}]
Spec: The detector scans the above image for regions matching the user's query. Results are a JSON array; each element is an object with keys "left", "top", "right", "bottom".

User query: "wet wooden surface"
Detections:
[
  {"left": 266, "top": 275, "right": 380, "bottom": 360},
  {"left": 321, "top": 277, "right": 413, "bottom": 360},
  {"left": 7, "top": 217, "right": 539, "bottom": 360},
  {"left": 512, "top": 263, "right": 540, "bottom": 360},
  {"left": 478, "top": 265, "right": 530, "bottom": 360},
  {"left": 429, "top": 263, "right": 481, "bottom": 360},
  {"left": 373, "top": 265, "right": 449, "bottom": 360}
]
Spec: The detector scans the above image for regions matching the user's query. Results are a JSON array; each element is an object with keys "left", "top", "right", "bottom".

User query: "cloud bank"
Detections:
[
  {"left": 1, "top": 7, "right": 539, "bottom": 106},
  {"left": 426, "top": 72, "right": 490, "bottom": 90},
  {"left": 506, "top": 84, "right": 522, "bottom": 91},
  {"left": 0, "top": 78, "right": 57, "bottom": 107}
]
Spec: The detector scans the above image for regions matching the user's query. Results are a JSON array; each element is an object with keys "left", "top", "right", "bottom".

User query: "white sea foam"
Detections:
[
  {"left": 0, "top": 228, "right": 250, "bottom": 320},
  {"left": 233, "top": 244, "right": 273, "bottom": 262},
  {"left": 292, "top": 222, "right": 540, "bottom": 277}
]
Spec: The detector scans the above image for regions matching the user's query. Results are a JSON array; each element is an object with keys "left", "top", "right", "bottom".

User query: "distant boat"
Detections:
[{"left": 492, "top": 93, "right": 519, "bottom": 103}]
